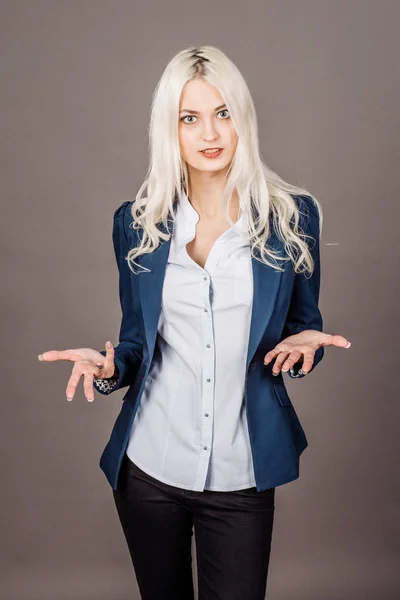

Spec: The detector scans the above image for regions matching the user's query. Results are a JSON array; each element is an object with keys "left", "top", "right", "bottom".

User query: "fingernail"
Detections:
[
  {"left": 38, "top": 354, "right": 43, "bottom": 361},
  {"left": 87, "top": 397, "right": 93, "bottom": 402},
  {"left": 66, "top": 396, "right": 73, "bottom": 401},
  {"left": 96, "top": 363, "right": 104, "bottom": 369},
  {"left": 272, "top": 371, "right": 278, "bottom": 376},
  {"left": 106, "top": 341, "right": 112, "bottom": 348},
  {"left": 346, "top": 342, "right": 351, "bottom": 348},
  {"left": 282, "top": 368, "right": 289, "bottom": 372}
]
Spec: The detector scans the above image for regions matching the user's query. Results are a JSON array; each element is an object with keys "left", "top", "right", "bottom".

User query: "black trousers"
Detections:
[{"left": 112, "top": 452, "right": 276, "bottom": 600}]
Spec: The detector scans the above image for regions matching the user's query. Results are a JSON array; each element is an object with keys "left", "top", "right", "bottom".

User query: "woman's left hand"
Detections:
[{"left": 263, "top": 330, "right": 351, "bottom": 375}]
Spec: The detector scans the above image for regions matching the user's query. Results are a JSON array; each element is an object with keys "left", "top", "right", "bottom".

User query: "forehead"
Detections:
[{"left": 179, "top": 79, "right": 225, "bottom": 112}]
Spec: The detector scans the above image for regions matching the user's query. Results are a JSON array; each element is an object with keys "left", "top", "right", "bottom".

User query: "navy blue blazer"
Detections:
[{"left": 97, "top": 193, "right": 324, "bottom": 491}]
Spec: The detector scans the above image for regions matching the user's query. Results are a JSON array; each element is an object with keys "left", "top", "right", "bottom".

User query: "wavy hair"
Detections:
[{"left": 126, "top": 45, "right": 323, "bottom": 277}]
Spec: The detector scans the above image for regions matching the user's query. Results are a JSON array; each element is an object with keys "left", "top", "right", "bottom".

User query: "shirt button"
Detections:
[
  {"left": 204, "top": 446, "right": 208, "bottom": 450},
  {"left": 204, "top": 308, "right": 208, "bottom": 312},
  {"left": 206, "top": 344, "right": 210, "bottom": 348},
  {"left": 205, "top": 413, "right": 209, "bottom": 417},
  {"left": 203, "top": 276, "right": 207, "bottom": 280},
  {"left": 206, "top": 378, "right": 211, "bottom": 382}
]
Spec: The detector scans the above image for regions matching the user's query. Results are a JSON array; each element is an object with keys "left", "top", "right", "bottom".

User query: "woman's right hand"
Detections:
[{"left": 38, "top": 341, "right": 117, "bottom": 402}]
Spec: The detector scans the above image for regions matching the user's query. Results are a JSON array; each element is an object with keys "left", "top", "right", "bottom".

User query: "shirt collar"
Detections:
[
  {"left": 177, "top": 189, "right": 249, "bottom": 235},
  {"left": 179, "top": 189, "right": 199, "bottom": 224}
]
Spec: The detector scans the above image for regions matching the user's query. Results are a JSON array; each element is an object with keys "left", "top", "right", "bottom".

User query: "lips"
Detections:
[{"left": 199, "top": 147, "right": 224, "bottom": 159}]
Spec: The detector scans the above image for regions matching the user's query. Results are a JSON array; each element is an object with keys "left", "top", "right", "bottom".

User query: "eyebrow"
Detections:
[{"left": 179, "top": 104, "right": 227, "bottom": 114}]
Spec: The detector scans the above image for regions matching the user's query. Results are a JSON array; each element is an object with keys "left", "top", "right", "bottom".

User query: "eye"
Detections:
[
  {"left": 218, "top": 109, "right": 230, "bottom": 119},
  {"left": 181, "top": 115, "right": 197, "bottom": 124}
]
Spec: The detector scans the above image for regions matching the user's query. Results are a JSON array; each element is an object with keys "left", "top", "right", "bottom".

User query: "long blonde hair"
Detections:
[{"left": 126, "top": 45, "right": 323, "bottom": 276}]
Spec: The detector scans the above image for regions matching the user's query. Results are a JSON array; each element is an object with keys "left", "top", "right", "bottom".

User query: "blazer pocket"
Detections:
[{"left": 273, "top": 382, "right": 293, "bottom": 407}]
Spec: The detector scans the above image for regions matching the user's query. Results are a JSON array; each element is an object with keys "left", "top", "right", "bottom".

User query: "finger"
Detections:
[
  {"left": 38, "top": 349, "right": 84, "bottom": 363},
  {"left": 298, "top": 350, "right": 316, "bottom": 375},
  {"left": 271, "top": 350, "right": 291, "bottom": 375},
  {"left": 83, "top": 370, "right": 95, "bottom": 403},
  {"left": 322, "top": 334, "right": 351, "bottom": 349},
  {"left": 263, "top": 347, "right": 284, "bottom": 366},
  {"left": 65, "top": 363, "right": 84, "bottom": 401},
  {"left": 281, "top": 349, "right": 303, "bottom": 372}
]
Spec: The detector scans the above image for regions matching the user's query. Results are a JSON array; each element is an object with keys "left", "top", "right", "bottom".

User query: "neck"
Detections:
[{"left": 185, "top": 172, "right": 239, "bottom": 221}]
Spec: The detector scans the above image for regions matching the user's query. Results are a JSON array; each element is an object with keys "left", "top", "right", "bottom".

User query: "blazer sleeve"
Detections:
[
  {"left": 93, "top": 200, "right": 144, "bottom": 395},
  {"left": 282, "top": 194, "right": 325, "bottom": 379}
]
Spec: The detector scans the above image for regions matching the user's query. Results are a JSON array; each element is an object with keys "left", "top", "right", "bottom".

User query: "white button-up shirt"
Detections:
[{"left": 123, "top": 191, "right": 257, "bottom": 491}]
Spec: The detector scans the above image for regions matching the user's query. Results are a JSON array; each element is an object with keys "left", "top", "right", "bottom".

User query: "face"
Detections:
[{"left": 178, "top": 78, "right": 238, "bottom": 175}]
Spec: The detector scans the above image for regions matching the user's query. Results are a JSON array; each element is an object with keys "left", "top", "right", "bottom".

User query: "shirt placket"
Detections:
[{"left": 192, "top": 266, "right": 215, "bottom": 491}]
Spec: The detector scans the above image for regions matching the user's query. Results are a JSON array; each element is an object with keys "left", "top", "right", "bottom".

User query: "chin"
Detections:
[{"left": 190, "top": 157, "right": 233, "bottom": 173}]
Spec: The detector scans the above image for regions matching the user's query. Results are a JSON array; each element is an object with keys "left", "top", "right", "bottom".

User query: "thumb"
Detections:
[
  {"left": 103, "top": 340, "right": 115, "bottom": 376},
  {"left": 94, "top": 341, "right": 114, "bottom": 377}
]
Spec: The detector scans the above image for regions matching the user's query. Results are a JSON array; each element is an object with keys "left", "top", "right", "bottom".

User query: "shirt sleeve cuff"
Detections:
[{"left": 93, "top": 377, "right": 119, "bottom": 393}]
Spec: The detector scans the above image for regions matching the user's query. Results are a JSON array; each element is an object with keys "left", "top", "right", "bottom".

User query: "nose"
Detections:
[{"left": 201, "top": 118, "right": 219, "bottom": 142}]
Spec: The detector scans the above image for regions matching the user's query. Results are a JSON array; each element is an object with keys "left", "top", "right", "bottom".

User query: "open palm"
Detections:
[
  {"left": 38, "top": 341, "right": 116, "bottom": 402},
  {"left": 264, "top": 330, "right": 351, "bottom": 375}
]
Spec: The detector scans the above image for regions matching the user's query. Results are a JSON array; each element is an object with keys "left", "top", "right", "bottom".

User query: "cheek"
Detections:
[
  {"left": 179, "top": 129, "right": 197, "bottom": 157},
  {"left": 227, "top": 132, "right": 238, "bottom": 156},
  {"left": 224, "top": 123, "right": 238, "bottom": 147}
]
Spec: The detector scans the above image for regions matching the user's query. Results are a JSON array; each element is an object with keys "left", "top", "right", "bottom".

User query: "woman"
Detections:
[{"left": 39, "top": 46, "right": 351, "bottom": 600}]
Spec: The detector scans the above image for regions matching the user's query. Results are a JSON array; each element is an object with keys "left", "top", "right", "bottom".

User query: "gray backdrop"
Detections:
[{"left": 1, "top": 1, "right": 399, "bottom": 599}]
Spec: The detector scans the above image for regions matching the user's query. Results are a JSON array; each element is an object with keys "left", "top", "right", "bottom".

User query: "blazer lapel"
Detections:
[{"left": 137, "top": 199, "right": 284, "bottom": 370}]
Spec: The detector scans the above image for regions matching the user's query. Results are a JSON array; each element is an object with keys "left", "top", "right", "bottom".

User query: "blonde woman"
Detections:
[{"left": 39, "top": 46, "right": 351, "bottom": 600}]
